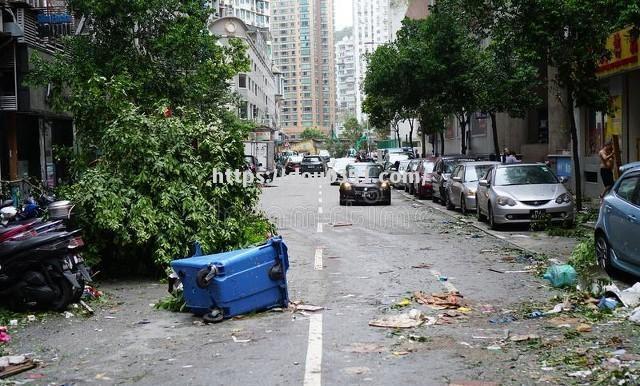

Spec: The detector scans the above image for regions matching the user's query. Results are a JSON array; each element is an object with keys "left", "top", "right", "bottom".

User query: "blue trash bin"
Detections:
[{"left": 171, "top": 237, "right": 289, "bottom": 319}]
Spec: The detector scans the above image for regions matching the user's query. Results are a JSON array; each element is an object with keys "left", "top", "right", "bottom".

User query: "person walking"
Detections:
[
  {"left": 505, "top": 150, "right": 520, "bottom": 164},
  {"left": 599, "top": 140, "right": 615, "bottom": 194}
]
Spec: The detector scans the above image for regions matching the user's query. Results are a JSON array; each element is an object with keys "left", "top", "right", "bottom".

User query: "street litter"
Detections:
[
  {"left": 231, "top": 335, "right": 251, "bottom": 343},
  {"left": 368, "top": 309, "right": 435, "bottom": 329},
  {"left": 629, "top": 307, "right": 640, "bottom": 324},
  {"left": 291, "top": 303, "right": 324, "bottom": 312},
  {"left": 509, "top": 334, "right": 539, "bottom": 342},
  {"left": 489, "top": 314, "right": 517, "bottom": 324},
  {"left": 597, "top": 297, "right": 619, "bottom": 310},
  {"left": 411, "top": 263, "right": 431, "bottom": 269},
  {"left": 0, "top": 327, "right": 10, "bottom": 344},
  {"left": 486, "top": 345, "right": 502, "bottom": 351},
  {"left": 413, "top": 291, "right": 465, "bottom": 310},
  {"left": 79, "top": 300, "right": 95, "bottom": 314},
  {"left": 543, "top": 264, "right": 577, "bottom": 288},
  {"left": 545, "top": 300, "right": 572, "bottom": 315},
  {"left": 438, "top": 275, "right": 448, "bottom": 282},
  {"left": 331, "top": 222, "right": 353, "bottom": 227},
  {"left": 394, "top": 298, "right": 412, "bottom": 308},
  {"left": 63, "top": 311, "right": 74, "bottom": 319},
  {"left": 26, "top": 315, "right": 36, "bottom": 322},
  {"left": 488, "top": 268, "right": 534, "bottom": 274},
  {"left": 8, "top": 320, "right": 17, "bottom": 327},
  {"left": 0, "top": 355, "right": 37, "bottom": 379},
  {"left": 344, "top": 343, "right": 386, "bottom": 353},
  {"left": 567, "top": 370, "right": 592, "bottom": 378},
  {"left": 603, "top": 282, "right": 640, "bottom": 308},
  {"left": 83, "top": 285, "right": 103, "bottom": 300}
]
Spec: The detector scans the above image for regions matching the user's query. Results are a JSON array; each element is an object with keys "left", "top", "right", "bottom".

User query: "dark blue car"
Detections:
[{"left": 596, "top": 162, "right": 640, "bottom": 278}]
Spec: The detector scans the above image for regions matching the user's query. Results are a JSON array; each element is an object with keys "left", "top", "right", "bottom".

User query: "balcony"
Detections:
[{"left": 0, "top": 96, "right": 18, "bottom": 111}]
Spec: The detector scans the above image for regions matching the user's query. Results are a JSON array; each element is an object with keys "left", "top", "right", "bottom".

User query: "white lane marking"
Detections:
[
  {"left": 430, "top": 269, "right": 458, "bottom": 293},
  {"left": 318, "top": 198, "right": 323, "bottom": 203},
  {"left": 303, "top": 314, "right": 323, "bottom": 386},
  {"left": 317, "top": 222, "right": 323, "bottom": 233},
  {"left": 319, "top": 190, "right": 322, "bottom": 195},
  {"left": 494, "top": 234, "right": 506, "bottom": 240},
  {"left": 314, "top": 248, "right": 323, "bottom": 270},
  {"left": 318, "top": 206, "right": 323, "bottom": 214}
]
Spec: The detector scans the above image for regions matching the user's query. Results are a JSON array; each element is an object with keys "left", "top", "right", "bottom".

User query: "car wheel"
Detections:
[
  {"left": 476, "top": 195, "right": 486, "bottom": 222},
  {"left": 440, "top": 188, "right": 447, "bottom": 206},
  {"left": 445, "top": 192, "right": 455, "bottom": 210},
  {"left": 488, "top": 204, "right": 498, "bottom": 230},
  {"left": 596, "top": 233, "right": 612, "bottom": 271},
  {"left": 460, "top": 195, "right": 467, "bottom": 215},
  {"left": 384, "top": 198, "right": 391, "bottom": 205}
]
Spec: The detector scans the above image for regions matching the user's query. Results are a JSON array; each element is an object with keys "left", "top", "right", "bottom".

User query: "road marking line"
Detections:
[
  {"left": 314, "top": 248, "right": 323, "bottom": 270},
  {"left": 303, "top": 313, "right": 323, "bottom": 386},
  {"left": 317, "top": 222, "right": 323, "bottom": 233},
  {"left": 318, "top": 198, "right": 322, "bottom": 203},
  {"left": 430, "top": 269, "right": 458, "bottom": 293},
  {"left": 318, "top": 206, "right": 323, "bottom": 214},
  {"left": 319, "top": 190, "right": 322, "bottom": 195}
]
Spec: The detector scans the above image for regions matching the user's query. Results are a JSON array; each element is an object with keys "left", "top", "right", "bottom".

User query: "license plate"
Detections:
[{"left": 530, "top": 209, "right": 546, "bottom": 219}]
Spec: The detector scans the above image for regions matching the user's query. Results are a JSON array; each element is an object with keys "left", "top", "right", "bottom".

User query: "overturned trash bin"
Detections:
[{"left": 170, "top": 237, "right": 290, "bottom": 323}]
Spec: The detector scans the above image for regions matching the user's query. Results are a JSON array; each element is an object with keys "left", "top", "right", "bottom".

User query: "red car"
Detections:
[{"left": 412, "top": 158, "right": 438, "bottom": 199}]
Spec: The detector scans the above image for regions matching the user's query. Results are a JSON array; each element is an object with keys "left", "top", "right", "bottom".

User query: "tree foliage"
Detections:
[
  {"left": 300, "top": 128, "right": 327, "bottom": 140},
  {"left": 339, "top": 116, "right": 364, "bottom": 145},
  {"left": 29, "top": 0, "right": 272, "bottom": 272}
]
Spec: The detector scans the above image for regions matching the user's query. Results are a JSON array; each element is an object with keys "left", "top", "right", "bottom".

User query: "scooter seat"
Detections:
[{"left": 0, "top": 232, "right": 69, "bottom": 259}]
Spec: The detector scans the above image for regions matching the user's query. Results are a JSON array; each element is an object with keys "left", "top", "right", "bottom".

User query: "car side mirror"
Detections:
[
  {"left": 479, "top": 179, "right": 489, "bottom": 187},
  {"left": 558, "top": 176, "right": 568, "bottom": 184},
  {"left": 452, "top": 176, "right": 462, "bottom": 182}
]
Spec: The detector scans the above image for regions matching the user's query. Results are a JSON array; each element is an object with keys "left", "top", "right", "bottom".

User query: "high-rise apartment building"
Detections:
[
  {"left": 211, "top": 0, "right": 271, "bottom": 29},
  {"left": 271, "top": 0, "right": 336, "bottom": 138},
  {"left": 353, "top": 0, "right": 392, "bottom": 122},
  {"left": 335, "top": 35, "right": 357, "bottom": 133}
]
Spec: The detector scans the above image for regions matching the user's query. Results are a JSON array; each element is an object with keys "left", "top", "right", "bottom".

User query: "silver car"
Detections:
[
  {"left": 476, "top": 163, "right": 575, "bottom": 229},
  {"left": 393, "top": 159, "right": 413, "bottom": 189},
  {"left": 446, "top": 161, "right": 500, "bottom": 215}
]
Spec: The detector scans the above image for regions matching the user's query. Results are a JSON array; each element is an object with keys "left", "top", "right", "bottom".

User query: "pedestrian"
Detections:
[
  {"left": 599, "top": 140, "right": 615, "bottom": 194},
  {"left": 501, "top": 148, "right": 510, "bottom": 163},
  {"left": 505, "top": 150, "right": 520, "bottom": 164}
]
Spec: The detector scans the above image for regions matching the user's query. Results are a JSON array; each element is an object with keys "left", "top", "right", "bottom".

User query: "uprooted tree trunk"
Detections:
[
  {"left": 407, "top": 118, "right": 415, "bottom": 150},
  {"left": 440, "top": 131, "right": 444, "bottom": 156}
]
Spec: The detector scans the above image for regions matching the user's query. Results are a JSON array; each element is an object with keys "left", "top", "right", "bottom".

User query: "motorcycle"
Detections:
[{"left": 0, "top": 199, "right": 91, "bottom": 311}]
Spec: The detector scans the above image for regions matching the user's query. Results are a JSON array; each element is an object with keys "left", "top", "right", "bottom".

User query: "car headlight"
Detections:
[
  {"left": 467, "top": 189, "right": 476, "bottom": 197},
  {"left": 555, "top": 193, "right": 573, "bottom": 204},
  {"left": 341, "top": 182, "right": 352, "bottom": 191},
  {"left": 496, "top": 196, "right": 517, "bottom": 206},
  {"left": 380, "top": 181, "right": 390, "bottom": 189}
]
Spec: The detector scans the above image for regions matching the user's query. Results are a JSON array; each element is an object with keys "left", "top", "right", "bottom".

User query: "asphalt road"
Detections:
[{"left": 10, "top": 174, "right": 573, "bottom": 385}]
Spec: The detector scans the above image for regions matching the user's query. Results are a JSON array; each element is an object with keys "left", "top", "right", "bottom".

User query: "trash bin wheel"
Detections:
[{"left": 203, "top": 308, "right": 224, "bottom": 323}]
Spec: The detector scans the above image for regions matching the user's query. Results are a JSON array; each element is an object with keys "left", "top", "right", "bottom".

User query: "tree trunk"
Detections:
[
  {"left": 489, "top": 111, "right": 500, "bottom": 157},
  {"left": 567, "top": 91, "right": 583, "bottom": 211},
  {"left": 408, "top": 118, "right": 414, "bottom": 150},
  {"left": 420, "top": 123, "right": 427, "bottom": 158},
  {"left": 459, "top": 114, "right": 468, "bottom": 155},
  {"left": 439, "top": 131, "right": 444, "bottom": 156}
]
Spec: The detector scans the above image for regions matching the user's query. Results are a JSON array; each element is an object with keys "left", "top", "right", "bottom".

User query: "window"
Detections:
[
  {"left": 616, "top": 176, "right": 640, "bottom": 204},
  {"left": 238, "top": 74, "right": 247, "bottom": 88}
]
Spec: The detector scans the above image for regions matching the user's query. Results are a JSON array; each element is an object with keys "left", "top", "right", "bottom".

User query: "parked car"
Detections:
[
  {"left": 412, "top": 158, "right": 438, "bottom": 199},
  {"left": 405, "top": 159, "right": 422, "bottom": 194},
  {"left": 393, "top": 159, "right": 413, "bottom": 190},
  {"left": 446, "top": 161, "right": 500, "bottom": 214},
  {"left": 319, "top": 150, "right": 331, "bottom": 164},
  {"left": 595, "top": 162, "right": 640, "bottom": 277},
  {"left": 300, "top": 155, "right": 327, "bottom": 176},
  {"left": 339, "top": 163, "right": 391, "bottom": 206},
  {"left": 330, "top": 157, "right": 356, "bottom": 185},
  {"left": 432, "top": 155, "right": 477, "bottom": 205},
  {"left": 476, "top": 163, "right": 574, "bottom": 229},
  {"left": 284, "top": 155, "right": 303, "bottom": 175}
]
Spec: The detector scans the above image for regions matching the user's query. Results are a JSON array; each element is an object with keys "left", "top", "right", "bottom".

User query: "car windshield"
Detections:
[
  {"left": 443, "top": 160, "right": 456, "bottom": 174},
  {"left": 494, "top": 165, "right": 558, "bottom": 186},
  {"left": 289, "top": 156, "right": 303, "bottom": 163},
  {"left": 303, "top": 156, "right": 322, "bottom": 162},
  {"left": 466, "top": 165, "right": 493, "bottom": 182},
  {"left": 399, "top": 161, "right": 411, "bottom": 171},
  {"left": 346, "top": 164, "right": 383, "bottom": 178}
]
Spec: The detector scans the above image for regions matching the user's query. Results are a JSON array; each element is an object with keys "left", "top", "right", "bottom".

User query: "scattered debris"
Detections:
[
  {"left": 488, "top": 268, "right": 534, "bottom": 274},
  {"left": 486, "top": 345, "right": 502, "bottom": 351},
  {"left": 0, "top": 355, "right": 37, "bottom": 379},
  {"left": 545, "top": 300, "right": 572, "bottom": 315},
  {"left": 597, "top": 297, "right": 618, "bottom": 310},
  {"left": 83, "top": 285, "right": 103, "bottom": 300},
  {"left": 8, "top": 320, "right": 17, "bottom": 327},
  {"left": 331, "top": 222, "right": 352, "bottom": 228},
  {"left": 63, "top": 311, "right": 74, "bottom": 319},
  {"left": 413, "top": 291, "right": 465, "bottom": 310},
  {"left": 411, "top": 263, "right": 432, "bottom": 269},
  {"left": 509, "top": 334, "right": 539, "bottom": 342},
  {"left": 79, "top": 300, "right": 95, "bottom": 314},
  {"left": 26, "top": 315, "right": 36, "bottom": 322},
  {"left": 344, "top": 343, "right": 386, "bottom": 354},
  {"left": 629, "top": 306, "right": 640, "bottom": 324},
  {"left": 575, "top": 323, "right": 592, "bottom": 333},
  {"left": 368, "top": 309, "right": 434, "bottom": 329},
  {"left": 294, "top": 304, "right": 324, "bottom": 312},
  {"left": 542, "top": 264, "right": 577, "bottom": 288},
  {"left": 231, "top": 335, "right": 251, "bottom": 343},
  {"left": 489, "top": 314, "right": 517, "bottom": 324},
  {"left": 438, "top": 275, "right": 448, "bottom": 282},
  {"left": 567, "top": 370, "right": 592, "bottom": 378},
  {"left": 394, "top": 298, "right": 412, "bottom": 308},
  {"left": 0, "top": 327, "right": 10, "bottom": 344},
  {"left": 603, "top": 282, "right": 640, "bottom": 308}
]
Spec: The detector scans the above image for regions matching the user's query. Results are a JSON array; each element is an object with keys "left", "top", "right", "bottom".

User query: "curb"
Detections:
[{"left": 397, "top": 190, "right": 551, "bottom": 260}]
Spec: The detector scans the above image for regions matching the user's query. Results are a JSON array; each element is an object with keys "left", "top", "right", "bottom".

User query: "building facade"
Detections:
[
  {"left": 271, "top": 0, "right": 336, "bottom": 138},
  {"left": 210, "top": 0, "right": 271, "bottom": 30},
  {"left": 0, "top": 0, "right": 75, "bottom": 185},
  {"left": 353, "top": 0, "right": 392, "bottom": 123},
  {"left": 208, "top": 17, "right": 283, "bottom": 138},
  {"left": 335, "top": 34, "right": 356, "bottom": 135}
]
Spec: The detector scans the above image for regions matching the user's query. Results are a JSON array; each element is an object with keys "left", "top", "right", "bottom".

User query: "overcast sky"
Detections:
[{"left": 335, "top": 0, "right": 353, "bottom": 30}]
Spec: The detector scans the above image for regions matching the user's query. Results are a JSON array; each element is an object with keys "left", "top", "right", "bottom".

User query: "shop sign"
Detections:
[{"left": 597, "top": 27, "right": 640, "bottom": 77}]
